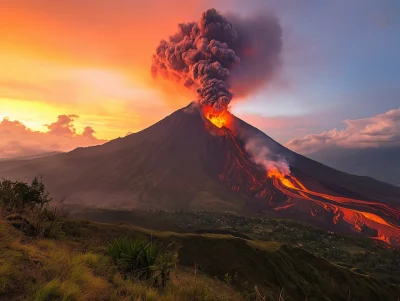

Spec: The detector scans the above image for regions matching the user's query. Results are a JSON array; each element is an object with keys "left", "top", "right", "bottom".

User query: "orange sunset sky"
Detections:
[
  {"left": 0, "top": 1, "right": 209, "bottom": 142},
  {"left": 1, "top": 0, "right": 400, "bottom": 159}
]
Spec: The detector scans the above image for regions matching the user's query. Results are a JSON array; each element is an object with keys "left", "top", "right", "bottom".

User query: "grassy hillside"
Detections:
[
  {"left": 1, "top": 212, "right": 400, "bottom": 301},
  {"left": 0, "top": 215, "right": 244, "bottom": 301},
  {"left": 69, "top": 206, "right": 400, "bottom": 283},
  {"left": 1, "top": 178, "right": 399, "bottom": 300}
]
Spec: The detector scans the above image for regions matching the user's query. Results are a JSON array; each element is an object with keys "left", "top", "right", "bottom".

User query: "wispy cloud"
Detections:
[{"left": 286, "top": 108, "right": 400, "bottom": 154}]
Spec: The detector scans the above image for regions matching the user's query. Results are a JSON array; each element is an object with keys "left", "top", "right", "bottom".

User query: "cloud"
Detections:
[
  {"left": 286, "top": 108, "right": 400, "bottom": 154},
  {"left": 46, "top": 114, "right": 79, "bottom": 135},
  {"left": 0, "top": 115, "right": 107, "bottom": 158}
]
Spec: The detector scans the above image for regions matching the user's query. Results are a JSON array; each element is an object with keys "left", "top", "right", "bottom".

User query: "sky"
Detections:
[{"left": 0, "top": 0, "right": 399, "bottom": 157}]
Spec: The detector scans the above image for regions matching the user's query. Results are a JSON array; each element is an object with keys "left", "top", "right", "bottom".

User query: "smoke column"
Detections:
[{"left": 152, "top": 8, "right": 282, "bottom": 116}]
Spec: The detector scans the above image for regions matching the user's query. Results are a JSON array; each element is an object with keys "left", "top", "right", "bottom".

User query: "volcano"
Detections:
[{"left": 1, "top": 103, "right": 399, "bottom": 245}]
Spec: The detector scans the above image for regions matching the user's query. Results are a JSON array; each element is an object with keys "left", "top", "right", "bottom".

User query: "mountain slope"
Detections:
[
  {"left": 0, "top": 105, "right": 249, "bottom": 211},
  {"left": 230, "top": 117, "right": 400, "bottom": 205},
  {"left": 0, "top": 103, "right": 399, "bottom": 244}
]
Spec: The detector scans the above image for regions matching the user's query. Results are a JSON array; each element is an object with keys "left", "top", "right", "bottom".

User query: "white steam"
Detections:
[{"left": 244, "top": 137, "right": 290, "bottom": 176}]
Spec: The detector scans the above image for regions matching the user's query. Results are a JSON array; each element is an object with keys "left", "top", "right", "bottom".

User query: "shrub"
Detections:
[
  {"left": 107, "top": 237, "right": 159, "bottom": 279},
  {"left": 224, "top": 273, "right": 232, "bottom": 285},
  {"left": 0, "top": 177, "right": 67, "bottom": 238},
  {"left": 0, "top": 177, "right": 51, "bottom": 212},
  {"left": 153, "top": 243, "right": 179, "bottom": 288},
  {"left": 106, "top": 237, "right": 178, "bottom": 288}
]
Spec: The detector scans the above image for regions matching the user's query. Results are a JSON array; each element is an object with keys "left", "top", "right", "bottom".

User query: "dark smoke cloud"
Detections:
[
  {"left": 151, "top": 8, "right": 282, "bottom": 113},
  {"left": 227, "top": 12, "right": 283, "bottom": 97}
]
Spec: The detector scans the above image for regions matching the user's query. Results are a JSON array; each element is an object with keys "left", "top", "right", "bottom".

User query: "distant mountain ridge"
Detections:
[
  {"left": 0, "top": 151, "right": 63, "bottom": 161},
  {"left": 308, "top": 147, "right": 400, "bottom": 187}
]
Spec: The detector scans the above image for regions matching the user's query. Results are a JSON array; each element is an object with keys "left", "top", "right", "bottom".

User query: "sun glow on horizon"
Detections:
[
  {"left": 0, "top": 98, "right": 62, "bottom": 132},
  {"left": 0, "top": 51, "right": 173, "bottom": 140}
]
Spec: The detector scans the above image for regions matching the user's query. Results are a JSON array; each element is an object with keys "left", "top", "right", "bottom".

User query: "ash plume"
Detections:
[{"left": 151, "top": 8, "right": 282, "bottom": 114}]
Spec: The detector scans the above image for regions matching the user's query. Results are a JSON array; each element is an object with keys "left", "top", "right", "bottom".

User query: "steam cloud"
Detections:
[
  {"left": 245, "top": 137, "right": 290, "bottom": 177},
  {"left": 151, "top": 8, "right": 282, "bottom": 114}
]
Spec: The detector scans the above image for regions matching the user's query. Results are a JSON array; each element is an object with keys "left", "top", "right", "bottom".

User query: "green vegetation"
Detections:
[
  {"left": 70, "top": 207, "right": 400, "bottom": 283},
  {"left": 107, "top": 237, "right": 159, "bottom": 279},
  {"left": 1, "top": 178, "right": 400, "bottom": 300},
  {"left": 107, "top": 237, "right": 178, "bottom": 287},
  {"left": 0, "top": 177, "right": 50, "bottom": 211},
  {"left": 0, "top": 177, "right": 66, "bottom": 238},
  {"left": 0, "top": 215, "right": 243, "bottom": 300}
]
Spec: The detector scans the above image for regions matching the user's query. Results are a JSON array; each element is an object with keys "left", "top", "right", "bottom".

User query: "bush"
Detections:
[
  {"left": 152, "top": 243, "right": 179, "bottom": 288},
  {"left": 0, "top": 177, "right": 66, "bottom": 238},
  {"left": 0, "top": 177, "right": 51, "bottom": 212},
  {"left": 106, "top": 237, "right": 178, "bottom": 288},
  {"left": 107, "top": 237, "right": 158, "bottom": 279}
]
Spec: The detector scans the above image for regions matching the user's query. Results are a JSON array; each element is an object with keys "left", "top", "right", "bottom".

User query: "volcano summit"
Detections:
[{"left": 1, "top": 103, "right": 400, "bottom": 245}]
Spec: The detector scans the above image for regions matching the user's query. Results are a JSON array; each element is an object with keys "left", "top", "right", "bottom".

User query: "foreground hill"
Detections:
[
  {"left": 0, "top": 103, "right": 399, "bottom": 244},
  {"left": 1, "top": 211, "right": 399, "bottom": 301},
  {"left": 0, "top": 215, "right": 243, "bottom": 301}
]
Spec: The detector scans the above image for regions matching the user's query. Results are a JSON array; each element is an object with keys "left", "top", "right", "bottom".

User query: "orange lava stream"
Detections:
[
  {"left": 288, "top": 176, "right": 400, "bottom": 220},
  {"left": 268, "top": 171, "right": 400, "bottom": 245}
]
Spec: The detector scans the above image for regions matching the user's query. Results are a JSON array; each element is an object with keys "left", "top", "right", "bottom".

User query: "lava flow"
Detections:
[
  {"left": 202, "top": 106, "right": 400, "bottom": 246},
  {"left": 268, "top": 170, "right": 400, "bottom": 245}
]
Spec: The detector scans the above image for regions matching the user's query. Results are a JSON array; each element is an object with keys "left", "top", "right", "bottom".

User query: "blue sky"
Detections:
[{"left": 218, "top": 0, "right": 400, "bottom": 143}]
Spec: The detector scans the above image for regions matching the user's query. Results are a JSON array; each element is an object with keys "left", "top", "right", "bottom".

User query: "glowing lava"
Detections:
[
  {"left": 203, "top": 107, "right": 231, "bottom": 128},
  {"left": 267, "top": 167, "right": 295, "bottom": 189},
  {"left": 267, "top": 169, "right": 400, "bottom": 245},
  {"left": 209, "top": 118, "right": 400, "bottom": 246}
]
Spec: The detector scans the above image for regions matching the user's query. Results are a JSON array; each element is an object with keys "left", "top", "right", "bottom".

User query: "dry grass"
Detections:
[
  {"left": 2, "top": 213, "right": 399, "bottom": 301},
  {"left": 0, "top": 218, "right": 245, "bottom": 301}
]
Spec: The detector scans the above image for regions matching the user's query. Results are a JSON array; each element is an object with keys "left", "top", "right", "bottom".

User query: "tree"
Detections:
[
  {"left": 0, "top": 177, "right": 52, "bottom": 211},
  {"left": 0, "top": 177, "right": 65, "bottom": 237}
]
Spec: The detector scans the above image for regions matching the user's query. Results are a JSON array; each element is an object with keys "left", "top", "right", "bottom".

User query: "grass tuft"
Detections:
[
  {"left": 107, "top": 237, "right": 159, "bottom": 279},
  {"left": 33, "top": 279, "right": 79, "bottom": 301}
]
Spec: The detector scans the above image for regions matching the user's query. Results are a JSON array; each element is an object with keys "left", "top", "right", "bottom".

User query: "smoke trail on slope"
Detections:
[{"left": 244, "top": 137, "right": 290, "bottom": 178}]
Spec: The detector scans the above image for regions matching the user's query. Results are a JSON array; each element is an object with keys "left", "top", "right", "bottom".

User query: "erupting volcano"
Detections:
[
  {"left": 148, "top": 8, "right": 400, "bottom": 245},
  {"left": 1, "top": 9, "right": 399, "bottom": 246},
  {"left": 1, "top": 103, "right": 400, "bottom": 245}
]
